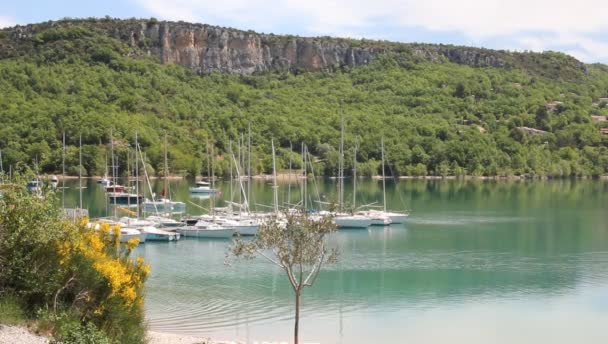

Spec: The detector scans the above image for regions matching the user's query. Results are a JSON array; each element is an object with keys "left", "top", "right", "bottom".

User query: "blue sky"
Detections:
[{"left": 1, "top": 0, "right": 607, "bottom": 64}]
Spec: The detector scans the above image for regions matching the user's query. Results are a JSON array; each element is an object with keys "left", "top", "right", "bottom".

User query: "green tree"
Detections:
[{"left": 231, "top": 213, "right": 338, "bottom": 344}]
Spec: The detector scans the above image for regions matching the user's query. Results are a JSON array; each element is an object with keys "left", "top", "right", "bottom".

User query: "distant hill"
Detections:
[{"left": 0, "top": 18, "right": 607, "bottom": 179}]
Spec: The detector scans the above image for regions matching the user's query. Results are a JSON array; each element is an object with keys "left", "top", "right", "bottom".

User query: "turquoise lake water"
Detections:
[{"left": 62, "top": 178, "right": 608, "bottom": 343}]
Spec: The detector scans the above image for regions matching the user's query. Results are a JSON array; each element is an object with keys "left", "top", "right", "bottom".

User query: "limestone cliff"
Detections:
[{"left": 1, "top": 18, "right": 588, "bottom": 77}]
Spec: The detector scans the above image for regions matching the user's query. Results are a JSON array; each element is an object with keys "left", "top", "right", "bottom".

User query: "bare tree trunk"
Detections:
[{"left": 294, "top": 288, "right": 301, "bottom": 344}]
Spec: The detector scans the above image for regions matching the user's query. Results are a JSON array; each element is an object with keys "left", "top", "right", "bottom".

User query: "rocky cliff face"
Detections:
[
  {"left": 2, "top": 19, "right": 588, "bottom": 76},
  {"left": 116, "top": 21, "right": 385, "bottom": 74}
]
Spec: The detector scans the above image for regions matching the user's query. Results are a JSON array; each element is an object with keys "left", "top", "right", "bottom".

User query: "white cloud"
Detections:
[
  {"left": 0, "top": 16, "right": 16, "bottom": 29},
  {"left": 132, "top": 0, "right": 608, "bottom": 62}
]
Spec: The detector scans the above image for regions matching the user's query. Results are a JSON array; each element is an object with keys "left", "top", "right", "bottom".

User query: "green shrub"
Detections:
[
  {"left": 51, "top": 320, "right": 112, "bottom": 344},
  {"left": 0, "top": 293, "right": 26, "bottom": 325}
]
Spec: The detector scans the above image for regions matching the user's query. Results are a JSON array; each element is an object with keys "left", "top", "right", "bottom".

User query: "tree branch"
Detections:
[
  {"left": 54, "top": 274, "right": 76, "bottom": 314},
  {"left": 285, "top": 265, "right": 299, "bottom": 292},
  {"left": 256, "top": 249, "right": 283, "bottom": 268},
  {"left": 304, "top": 249, "right": 325, "bottom": 286}
]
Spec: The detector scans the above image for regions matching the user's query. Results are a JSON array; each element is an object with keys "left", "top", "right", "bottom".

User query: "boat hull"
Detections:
[
  {"left": 387, "top": 213, "right": 409, "bottom": 224},
  {"left": 145, "top": 232, "right": 180, "bottom": 241},
  {"left": 107, "top": 194, "right": 143, "bottom": 205},
  {"left": 177, "top": 227, "right": 234, "bottom": 238},
  {"left": 369, "top": 217, "right": 391, "bottom": 226},
  {"left": 335, "top": 217, "right": 373, "bottom": 228},
  {"left": 189, "top": 187, "right": 217, "bottom": 194}
]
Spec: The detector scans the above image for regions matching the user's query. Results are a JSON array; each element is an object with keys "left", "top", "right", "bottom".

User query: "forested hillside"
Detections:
[{"left": 1, "top": 18, "right": 608, "bottom": 178}]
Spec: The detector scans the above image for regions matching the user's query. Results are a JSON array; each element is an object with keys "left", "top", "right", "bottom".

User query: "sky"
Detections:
[{"left": 1, "top": 0, "right": 607, "bottom": 64}]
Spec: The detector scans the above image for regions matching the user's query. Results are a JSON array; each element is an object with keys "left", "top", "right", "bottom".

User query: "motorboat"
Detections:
[
  {"left": 141, "top": 226, "right": 180, "bottom": 241},
  {"left": 119, "top": 227, "right": 147, "bottom": 243},
  {"left": 107, "top": 192, "right": 143, "bottom": 205},
  {"left": 189, "top": 181, "right": 217, "bottom": 194}
]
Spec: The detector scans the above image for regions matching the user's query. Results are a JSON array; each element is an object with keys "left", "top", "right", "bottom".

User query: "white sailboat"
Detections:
[
  {"left": 334, "top": 104, "right": 373, "bottom": 229},
  {"left": 143, "top": 133, "right": 186, "bottom": 214},
  {"left": 358, "top": 138, "right": 409, "bottom": 224},
  {"left": 64, "top": 134, "right": 89, "bottom": 220},
  {"left": 177, "top": 220, "right": 234, "bottom": 238}
]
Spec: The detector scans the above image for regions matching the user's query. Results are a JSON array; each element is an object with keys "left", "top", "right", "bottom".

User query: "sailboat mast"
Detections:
[
  {"left": 164, "top": 132, "right": 169, "bottom": 200},
  {"left": 247, "top": 122, "right": 252, "bottom": 209},
  {"left": 229, "top": 140, "right": 234, "bottom": 206},
  {"left": 301, "top": 143, "right": 305, "bottom": 209},
  {"left": 381, "top": 137, "right": 386, "bottom": 212},
  {"left": 79, "top": 133, "right": 82, "bottom": 209},
  {"left": 135, "top": 132, "right": 139, "bottom": 219},
  {"left": 62, "top": 132, "right": 65, "bottom": 209},
  {"left": 210, "top": 143, "right": 215, "bottom": 217},
  {"left": 110, "top": 129, "right": 117, "bottom": 218},
  {"left": 271, "top": 139, "right": 279, "bottom": 214},
  {"left": 287, "top": 141, "right": 292, "bottom": 205},
  {"left": 353, "top": 143, "right": 357, "bottom": 209},
  {"left": 127, "top": 145, "right": 131, "bottom": 210},
  {"left": 339, "top": 103, "right": 345, "bottom": 212}
]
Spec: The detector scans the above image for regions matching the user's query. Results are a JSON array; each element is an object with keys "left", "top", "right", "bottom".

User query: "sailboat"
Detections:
[
  {"left": 352, "top": 143, "right": 391, "bottom": 226},
  {"left": 97, "top": 154, "right": 111, "bottom": 186},
  {"left": 333, "top": 104, "right": 373, "bottom": 229},
  {"left": 358, "top": 138, "right": 409, "bottom": 224},
  {"left": 143, "top": 134, "right": 186, "bottom": 214},
  {"left": 64, "top": 134, "right": 89, "bottom": 220},
  {"left": 178, "top": 141, "right": 234, "bottom": 239},
  {"left": 106, "top": 130, "right": 142, "bottom": 206}
]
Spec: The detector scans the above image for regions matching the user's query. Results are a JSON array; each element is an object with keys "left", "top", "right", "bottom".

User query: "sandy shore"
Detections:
[
  {"left": 0, "top": 325, "right": 293, "bottom": 344},
  {"left": 148, "top": 331, "right": 241, "bottom": 344},
  {"left": 0, "top": 325, "right": 47, "bottom": 344}
]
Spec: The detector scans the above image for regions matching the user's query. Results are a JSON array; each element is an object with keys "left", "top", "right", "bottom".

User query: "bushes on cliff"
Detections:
[{"left": 0, "top": 182, "right": 148, "bottom": 343}]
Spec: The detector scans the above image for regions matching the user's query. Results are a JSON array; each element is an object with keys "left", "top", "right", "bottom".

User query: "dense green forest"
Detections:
[{"left": 1, "top": 19, "right": 608, "bottom": 178}]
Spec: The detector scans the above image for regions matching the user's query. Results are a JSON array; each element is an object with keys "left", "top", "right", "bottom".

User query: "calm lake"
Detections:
[{"left": 61, "top": 178, "right": 608, "bottom": 343}]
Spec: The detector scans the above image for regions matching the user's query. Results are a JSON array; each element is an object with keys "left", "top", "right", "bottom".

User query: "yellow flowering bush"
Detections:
[
  {"left": 54, "top": 222, "right": 149, "bottom": 343},
  {"left": 57, "top": 223, "right": 149, "bottom": 307},
  {"left": 0, "top": 182, "right": 148, "bottom": 343}
]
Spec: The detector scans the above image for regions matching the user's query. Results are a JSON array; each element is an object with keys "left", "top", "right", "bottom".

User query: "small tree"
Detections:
[{"left": 230, "top": 213, "right": 338, "bottom": 344}]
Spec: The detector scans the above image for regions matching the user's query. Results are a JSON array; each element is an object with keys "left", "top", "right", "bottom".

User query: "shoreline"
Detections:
[{"left": 27, "top": 174, "right": 608, "bottom": 182}]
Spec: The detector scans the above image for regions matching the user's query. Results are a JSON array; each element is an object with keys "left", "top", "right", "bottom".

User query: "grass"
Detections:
[{"left": 0, "top": 293, "right": 27, "bottom": 326}]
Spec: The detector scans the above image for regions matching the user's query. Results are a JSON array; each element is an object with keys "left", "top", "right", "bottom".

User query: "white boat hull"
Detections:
[
  {"left": 370, "top": 217, "right": 391, "bottom": 226},
  {"left": 119, "top": 232, "right": 147, "bottom": 243},
  {"left": 144, "top": 232, "right": 180, "bottom": 241},
  {"left": 335, "top": 216, "right": 373, "bottom": 228},
  {"left": 177, "top": 227, "right": 234, "bottom": 238},
  {"left": 386, "top": 213, "right": 409, "bottom": 224}
]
